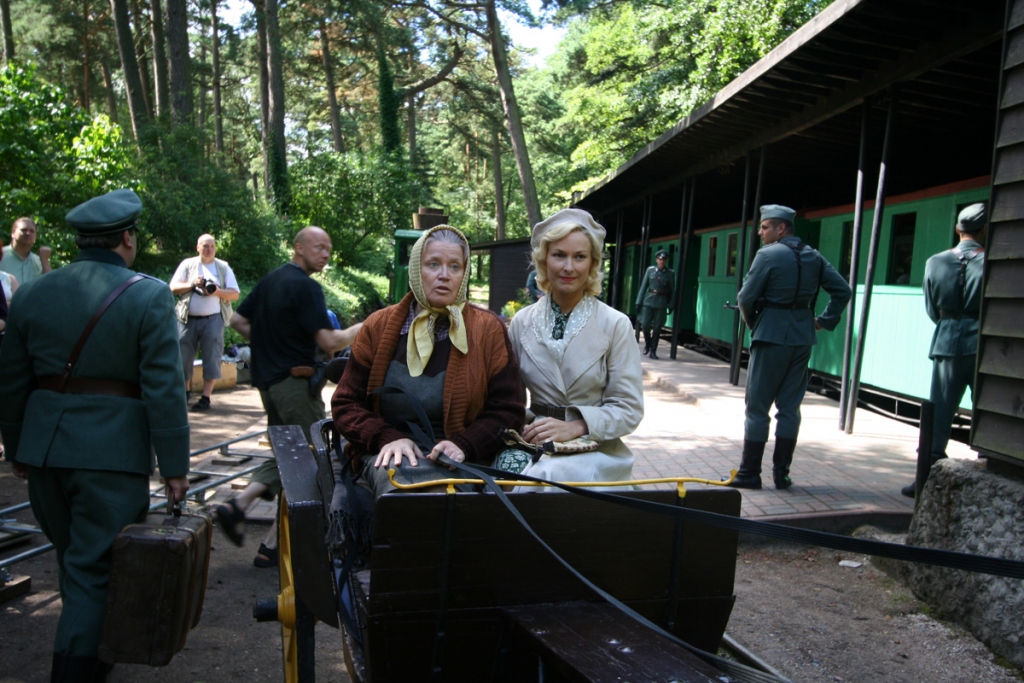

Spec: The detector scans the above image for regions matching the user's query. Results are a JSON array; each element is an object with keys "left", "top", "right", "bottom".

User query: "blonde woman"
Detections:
[{"left": 498, "top": 209, "right": 644, "bottom": 485}]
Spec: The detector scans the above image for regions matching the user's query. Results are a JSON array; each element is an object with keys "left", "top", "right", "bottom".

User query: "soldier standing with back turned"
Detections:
[
  {"left": 636, "top": 249, "right": 674, "bottom": 359},
  {"left": 901, "top": 203, "right": 986, "bottom": 497},
  {"left": 0, "top": 189, "right": 190, "bottom": 682},
  {"left": 729, "top": 205, "right": 850, "bottom": 490}
]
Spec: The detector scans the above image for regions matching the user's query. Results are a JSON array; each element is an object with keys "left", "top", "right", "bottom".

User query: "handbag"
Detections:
[{"left": 500, "top": 428, "right": 600, "bottom": 463}]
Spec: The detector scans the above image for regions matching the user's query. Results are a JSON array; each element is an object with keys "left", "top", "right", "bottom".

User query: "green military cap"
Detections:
[
  {"left": 66, "top": 189, "right": 142, "bottom": 235},
  {"left": 760, "top": 204, "right": 796, "bottom": 223},
  {"left": 957, "top": 203, "right": 986, "bottom": 233},
  {"left": 655, "top": 249, "right": 669, "bottom": 259}
]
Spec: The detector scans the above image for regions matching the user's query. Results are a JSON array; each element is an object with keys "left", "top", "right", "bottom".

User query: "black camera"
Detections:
[{"left": 193, "top": 278, "right": 217, "bottom": 295}]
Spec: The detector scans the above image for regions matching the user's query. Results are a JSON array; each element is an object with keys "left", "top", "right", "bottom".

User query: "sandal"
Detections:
[
  {"left": 253, "top": 543, "right": 278, "bottom": 569},
  {"left": 214, "top": 498, "right": 245, "bottom": 547}
]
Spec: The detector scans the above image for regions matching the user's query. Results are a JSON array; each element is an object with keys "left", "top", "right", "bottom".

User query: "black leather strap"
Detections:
[{"left": 58, "top": 274, "right": 145, "bottom": 393}]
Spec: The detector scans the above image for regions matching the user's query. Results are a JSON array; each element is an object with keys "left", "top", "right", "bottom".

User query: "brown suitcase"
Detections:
[{"left": 98, "top": 508, "right": 212, "bottom": 666}]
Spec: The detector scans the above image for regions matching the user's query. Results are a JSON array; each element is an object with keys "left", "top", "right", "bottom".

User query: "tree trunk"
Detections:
[
  {"left": 485, "top": 0, "right": 541, "bottom": 227},
  {"left": 101, "top": 59, "right": 118, "bottom": 122},
  {"left": 1, "top": 0, "right": 14, "bottom": 63},
  {"left": 211, "top": 0, "right": 223, "bottom": 154},
  {"left": 407, "top": 92, "right": 417, "bottom": 165},
  {"left": 82, "top": 0, "right": 91, "bottom": 112},
  {"left": 319, "top": 13, "right": 343, "bottom": 153},
  {"left": 376, "top": 37, "right": 401, "bottom": 154},
  {"left": 253, "top": 0, "right": 270, "bottom": 195},
  {"left": 166, "top": 0, "right": 191, "bottom": 125},
  {"left": 150, "top": 0, "right": 170, "bottom": 119},
  {"left": 132, "top": 0, "right": 154, "bottom": 119},
  {"left": 198, "top": 36, "right": 207, "bottom": 130},
  {"left": 491, "top": 126, "right": 505, "bottom": 240},
  {"left": 264, "top": 0, "right": 289, "bottom": 213},
  {"left": 110, "top": 0, "right": 149, "bottom": 141}
]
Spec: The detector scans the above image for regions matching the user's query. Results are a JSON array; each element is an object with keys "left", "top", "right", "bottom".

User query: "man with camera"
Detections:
[{"left": 170, "top": 234, "right": 240, "bottom": 411}]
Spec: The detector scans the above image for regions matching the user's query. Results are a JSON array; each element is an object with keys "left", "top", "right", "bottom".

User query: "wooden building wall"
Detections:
[
  {"left": 485, "top": 239, "right": 532, "bottom": 314},
  {"left": 974, "top": 0, "right": 1024, "bottom": 465}
]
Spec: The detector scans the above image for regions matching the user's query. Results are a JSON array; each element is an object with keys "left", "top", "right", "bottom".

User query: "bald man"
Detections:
[
  {"left": 170, "top": 234, "right": 240, "bottom": 411},
  {"left": 218, "top": 227, "right": 361, "bottom": 567}
]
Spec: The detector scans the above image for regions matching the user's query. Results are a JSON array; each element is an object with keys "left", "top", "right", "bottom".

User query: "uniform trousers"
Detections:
[
  {"left": 744, "top": 341, "right": 812, "bottom": 442},
  {"left": 251, "top": 376, "right": 326, "bottom": 499},
  {"left": 929, "top": 354, "right": 975, "bottom": 460},
  {"left": 638, "top": 305, "right": 667, "bottom": 350},
  {"left": 27, "top": 467, "right": 149, "bottom": 656}
]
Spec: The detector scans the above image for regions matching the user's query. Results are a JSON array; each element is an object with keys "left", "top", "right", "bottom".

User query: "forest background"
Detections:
[{"left": 0, "top": 0, "right": 830, "bottom": 322}]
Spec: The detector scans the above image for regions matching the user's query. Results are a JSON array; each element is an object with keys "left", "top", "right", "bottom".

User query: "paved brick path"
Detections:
[{"left": 187, "top": 345, "right": 976, "bottom": 530}]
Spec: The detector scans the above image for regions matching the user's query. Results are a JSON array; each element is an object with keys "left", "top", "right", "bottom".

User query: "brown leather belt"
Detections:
[
  {"left": 530, "top": 403, "right": 568, "bottom": 421},
  {"left": 290, "top": 366, "right": 315, "bottom": 378},
  {"left": 38, "top": 376, "right": 142, "bottom": 399}
]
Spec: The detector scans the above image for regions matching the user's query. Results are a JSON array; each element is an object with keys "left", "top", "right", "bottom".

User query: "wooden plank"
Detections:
[
  {"left": 979, "top": 336, "right": 1024, "bottom": 380},
  {"left": 0, "top": 575, "right": 31, "bottom": 605},
  {"left": 975, "top": 375, "right": 1024, "bottom": 418},
  {"left": 502, "top": 602, "right": 723, "bottom": 683},
  {"left": 1005, "top": 26, "right": 1024, "bottom": 69},
  {"left": 1002, "top": 64, "right": 1024, "bottom": 110},
  {"left": 981, "top": 300, "right": 1024, "bottom": 337},
  {"left": 1010, "top": 1, "right": 1024, "bottom": 31},
  {"left": 985, "top": 260, "right": 1024, "bottom": 296},
  {"left": 991, "top": 181, "right": 1024, "bottom": 221},
  {"left": 987, "top": 220, "right": 1024, "bottom": 258},
  {"left": 993, "top": 143, "right": 1024, "bottom": 184},
  {"left": 972, "top": 410, "right": 1024, "bottom": 461}
]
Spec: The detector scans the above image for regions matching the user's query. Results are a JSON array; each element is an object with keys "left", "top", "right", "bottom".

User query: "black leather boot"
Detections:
[
  {"left": 641, "top": 331, "right": 651, "bottom": 355},
  {"left": 901, "top": 453, "right": 947, "bottom": 498},
  {"left": 50, "top": 653, "right": 111, "bottom": 683},
  {"left": 773, "top": 437, "right": 797, "bottom": 490},
  {"left": 728, "top": 440, "right": 765, "bottom": 489}
]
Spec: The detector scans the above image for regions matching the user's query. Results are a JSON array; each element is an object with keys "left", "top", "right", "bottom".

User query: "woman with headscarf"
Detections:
[
  {"left": 496, "top": 209, "right": 644, "bottom": 485},
  {"left": 332, "top": 225, "right": 524, "bottom": 495}
]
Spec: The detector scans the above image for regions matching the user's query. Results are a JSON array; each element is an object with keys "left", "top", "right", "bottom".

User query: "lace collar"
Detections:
[{"left": 531, "top": 293, "right": 595, "bottom": 364}]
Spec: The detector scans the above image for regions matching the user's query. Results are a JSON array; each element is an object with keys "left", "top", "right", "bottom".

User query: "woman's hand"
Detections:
[
  {"left": 427, "top": 440, "right": 466, "bottom": 470},
  {"left": 375, "top": 438, "right": 423, "bottom": 468},
  {"left": 523, "top": 417, "right": 588, "bottom": 444}
]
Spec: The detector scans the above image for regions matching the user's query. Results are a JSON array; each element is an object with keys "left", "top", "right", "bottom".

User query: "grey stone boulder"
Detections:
[{"left": 899, "top": 458, "right": 1024, "bottom": 668}]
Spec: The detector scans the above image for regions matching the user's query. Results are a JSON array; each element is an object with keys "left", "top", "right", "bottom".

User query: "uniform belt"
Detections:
[
  {"left": 761, "top": 299, "right": 813, "bottom": 310},
  {"left": 290, "top": 366, "right": 315, "bottom": 378},
  {"left": 530, "top": 403, "right": 568, "bottom": 421},
  {"left": 188, "top": 313, "right": 216, "bottom": 319},
  {"left": 649, "top": 290, "right": 667, "bottom": 296},
  {"left": 37, "top": 376, "right": 142, "bottom": 399},
  {"left": 939, "top": 309, "right": 977, "bottom": 320}
]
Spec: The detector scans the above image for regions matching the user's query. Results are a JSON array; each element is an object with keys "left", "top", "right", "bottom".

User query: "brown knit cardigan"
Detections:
[{"left": 331, "top": 293, "right": 525, "bottom": 463}]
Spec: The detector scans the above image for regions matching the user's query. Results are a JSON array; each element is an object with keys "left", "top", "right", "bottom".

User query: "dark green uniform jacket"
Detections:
[
  {"left": 636, "top": 265, "right": 675, "bottom": 310},
  {"left": 737, "top": 236, "right": 851, "bottom": 345},
  {"left": 0, "top": 248, "right": 190, "bottom": 477},
  {"left": 924, "top": 239, "right": 984, "bottom": 359}
]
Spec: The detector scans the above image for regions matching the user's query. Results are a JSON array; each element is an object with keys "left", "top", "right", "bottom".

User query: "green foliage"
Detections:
[
  {"left": 132, "top": 124, "right": 286, "bottom": 281},
  {"left": 289, "top": 150, "right": 426, "bottom": 271},
  {"left": 0, "top": 63, "right": 131, "bottom": 263}
]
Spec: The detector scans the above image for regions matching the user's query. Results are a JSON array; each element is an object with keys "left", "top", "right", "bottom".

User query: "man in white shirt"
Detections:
[
  {"left": 2, "top": 218, "right": 52, "bottom": 284},
  {"left": 170, "top": 234, "right": 240, "bottom": 411}
]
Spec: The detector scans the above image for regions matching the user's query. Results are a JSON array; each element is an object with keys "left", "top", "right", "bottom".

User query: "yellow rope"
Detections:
[{"left": 387, "top": 468, "right": 739, "bottom": 491}]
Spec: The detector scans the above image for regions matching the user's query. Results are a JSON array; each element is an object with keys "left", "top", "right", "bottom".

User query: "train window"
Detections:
[
  {"left": 887, "top": 212, "right": 916, "bottom": 285},
  {"left": 726, "top": 233, "right": 738, "bottom": 277},
  {"left": 707, "top": 237, "right": 718, "bottom": 276},
  {"left": 840, "top": 220, "right": 854, "bottom": 282}
]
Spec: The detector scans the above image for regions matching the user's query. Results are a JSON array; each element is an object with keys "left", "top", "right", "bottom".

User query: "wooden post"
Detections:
[
  {"left": 729, "top": 153, "right": 752, "bottom": 386},
  {"left": 669, "top": 178, "right": 693, "bottom": 359},
  {"left": 731, "top": 147, "right": 766, "bottom": 385}
]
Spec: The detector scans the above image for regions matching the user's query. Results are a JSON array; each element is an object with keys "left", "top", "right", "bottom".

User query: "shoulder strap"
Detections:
[
  {"left": 58, "top": 274, "right": 145, "bottom": 392},
  {"left": 781, "top": 239, "right": 805, "bottom": 308},
  {"left": 952, "top": 245, "right": 984, "bottom": 317}
]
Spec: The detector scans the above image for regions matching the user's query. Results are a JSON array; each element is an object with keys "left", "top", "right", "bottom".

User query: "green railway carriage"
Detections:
[{"left": 611, "top": 177, "right": 990, "bottom": 412}]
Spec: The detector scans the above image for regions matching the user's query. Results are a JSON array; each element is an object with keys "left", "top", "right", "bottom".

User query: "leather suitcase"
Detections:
[{"left": 98, "top": 509, "right": 212, "bottom": 666}]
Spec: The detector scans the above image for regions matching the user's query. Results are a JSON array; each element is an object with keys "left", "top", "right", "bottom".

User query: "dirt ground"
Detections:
[{"left": 2, "top": 384, "right": 1022, "bottom": 683}]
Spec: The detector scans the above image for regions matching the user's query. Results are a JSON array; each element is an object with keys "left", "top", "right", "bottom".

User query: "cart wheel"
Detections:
[{"left": 278, "top": 493, "right": 316, "bottom": 683}]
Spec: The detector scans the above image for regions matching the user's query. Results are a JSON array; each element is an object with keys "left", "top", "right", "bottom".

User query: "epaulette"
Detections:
[{"left": 136, "top": 272, "right": 165, "bottom": 283}]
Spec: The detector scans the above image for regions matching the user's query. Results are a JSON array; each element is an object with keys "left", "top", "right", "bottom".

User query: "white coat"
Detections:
[{"left": 508, "top": 295, "right": 644, "bottom": 486}]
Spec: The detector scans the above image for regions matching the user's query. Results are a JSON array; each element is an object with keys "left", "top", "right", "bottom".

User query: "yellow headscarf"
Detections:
[{"left": 406, "top": 225, "right": 471, "bottom": 377}]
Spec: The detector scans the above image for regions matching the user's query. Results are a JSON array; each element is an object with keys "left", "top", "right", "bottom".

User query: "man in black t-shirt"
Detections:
[{"left": 217, "top": 226, "right": 361, "bottom": 567}]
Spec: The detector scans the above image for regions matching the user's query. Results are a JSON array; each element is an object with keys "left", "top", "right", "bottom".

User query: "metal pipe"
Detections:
[
  {"left": 732, "top": 147, "right": 767, "bottom": 385},
  {"left": 846, "top": 88, "right": 898, "bottom": 433},
  {"left": 915, "top": 401, "right": 935, "bottom": 510},
  {"left": 636, "top": 196, "right": 653, "bottom": 341},
  {"left": 0, "top": 502, "right": 32, "bottom": 517},
  {"left": 669, "top": 178, "right": 691, "bottom": 358},
  {"left": 188, "top": 429, "right": 266, "bottom": 457},
  {"left": 730, "top": 152, "right": 752, "bottom": 386},
  {"left": 839, "top": 101, "right": 869, "bottom": 430}
]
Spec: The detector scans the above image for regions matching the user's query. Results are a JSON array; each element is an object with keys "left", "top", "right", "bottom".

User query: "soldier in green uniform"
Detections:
[
  {"left": 0, "top": 189, "right": 190, "bottom": 681},
  {"left": 635, "top": 249, "right": 674, "bottom": 359},
  {"left": 729, "top": 205, "right": 851, "bottom": 490},
  {"left": 901, "top": 203, "right": 986, "bottom": 498}
]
